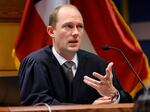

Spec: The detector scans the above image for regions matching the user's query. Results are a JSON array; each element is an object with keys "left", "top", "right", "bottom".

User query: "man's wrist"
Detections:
[{"left": 111, "top": 91, "right": 119, "bottom": 102}]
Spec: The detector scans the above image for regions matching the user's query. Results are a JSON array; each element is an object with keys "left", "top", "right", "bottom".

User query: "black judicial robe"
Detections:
[{"left": 18, "top": 45, "right": 132, "bottom": 105}]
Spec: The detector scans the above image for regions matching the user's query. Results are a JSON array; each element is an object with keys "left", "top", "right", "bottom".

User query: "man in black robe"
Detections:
[{"left": 18, "top": 4, "right": 132, "bottom": 105}]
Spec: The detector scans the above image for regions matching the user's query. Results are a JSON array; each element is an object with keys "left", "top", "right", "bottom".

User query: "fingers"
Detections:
[
  {"left": 105, "top": 62, "right": 114, "bottom": 79},
  {"left": 83, "top": 62, "right": 116, "bottom": 97},
  {"left": 92, "top": 72, "right": 104, "bottom": 80},
  {"left": 92, "top": 62, "right": 114, "bottom": 81},
  {"left": 83, "top": 76, "right": 99, "bottom": 90},
  {"left": 93, "top": 96, "right": 112, "bottom": 104},
  {"left": 106, "top": 62, "right": 113, "bottom": 72}
]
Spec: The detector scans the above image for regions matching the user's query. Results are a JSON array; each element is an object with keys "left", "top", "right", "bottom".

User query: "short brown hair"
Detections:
[
  {"left": 48, "top": 5, "right": 62, "bottom": 28},
  {"left": 48, "top": 4, "right": 80, "bottom": 28}
]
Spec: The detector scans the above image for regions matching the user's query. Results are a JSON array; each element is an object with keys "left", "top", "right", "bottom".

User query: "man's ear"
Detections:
[{"left": 47, "top": 26, "right": 55, "bottom": 38}]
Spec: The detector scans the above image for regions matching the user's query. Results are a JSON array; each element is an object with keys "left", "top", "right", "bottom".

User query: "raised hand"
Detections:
[{"left": 83, "top": 62, "right": 118, "bottom": 97}]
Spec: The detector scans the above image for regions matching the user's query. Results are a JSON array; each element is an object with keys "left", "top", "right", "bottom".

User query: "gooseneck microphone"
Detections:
[{"left": 101, "top": 45, "right": 147, "bottom": 93}]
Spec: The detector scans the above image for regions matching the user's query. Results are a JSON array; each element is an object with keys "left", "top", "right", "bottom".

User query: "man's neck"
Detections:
[
  {"left": 52, "top": 46, "right": 78, "bottom": 67},
  {"left": 54, "top": 47, "right": 76, "bottom": 60},
  {"left": 59, "top": 52, "right": 75, "bottom": 61}
]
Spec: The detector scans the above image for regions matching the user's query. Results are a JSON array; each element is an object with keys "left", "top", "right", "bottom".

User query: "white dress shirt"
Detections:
[{"left": 52, "top": 47, "right": 78, "bottom": 77}]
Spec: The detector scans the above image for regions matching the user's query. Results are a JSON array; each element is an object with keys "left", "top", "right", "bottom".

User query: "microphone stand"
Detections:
[{"left": 101, "top": 45, "right": 147, "bottom": 93}]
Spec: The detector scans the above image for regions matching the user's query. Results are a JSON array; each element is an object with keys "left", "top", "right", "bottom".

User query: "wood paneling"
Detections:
[{"left": 0, "top": 0, "right": 25, "bottom": 22}]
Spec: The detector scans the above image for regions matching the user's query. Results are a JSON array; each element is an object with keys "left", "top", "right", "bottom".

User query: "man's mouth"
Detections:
[
  {"left": 68, "top": 40, "right": 79, "bottom": 47},
  {"left": 69, "top": 40, "right": 78, "bottom": 44}
]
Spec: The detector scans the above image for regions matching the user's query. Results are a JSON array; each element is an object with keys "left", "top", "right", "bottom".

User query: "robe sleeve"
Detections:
[{"left": 18, "top": 57, "right": 62, "bottom": 105}]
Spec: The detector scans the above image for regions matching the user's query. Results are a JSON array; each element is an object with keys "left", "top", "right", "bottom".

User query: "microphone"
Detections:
[{"left": 101, "top": 45, "right": 147, "bottom": 93}]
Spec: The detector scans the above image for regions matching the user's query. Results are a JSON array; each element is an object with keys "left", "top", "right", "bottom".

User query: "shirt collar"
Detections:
[{"left": 52, "top": 47, "right": 78, "bottom": 69}]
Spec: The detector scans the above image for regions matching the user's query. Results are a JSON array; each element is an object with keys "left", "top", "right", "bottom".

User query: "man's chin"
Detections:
[{"left": 68, "top": 47, "right": 79, "bottom": 53}]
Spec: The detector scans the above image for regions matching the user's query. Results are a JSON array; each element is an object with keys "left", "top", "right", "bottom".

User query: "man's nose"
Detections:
[{"left": 72, "top": 26, "right": 79, "bottom": 36}]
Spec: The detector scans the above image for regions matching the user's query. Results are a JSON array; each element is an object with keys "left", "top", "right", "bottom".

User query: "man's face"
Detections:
[{"left": 50, "top": 6, "right": 84, "bottom": 55}]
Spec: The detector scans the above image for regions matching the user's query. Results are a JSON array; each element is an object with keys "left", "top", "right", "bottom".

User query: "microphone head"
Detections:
[{"left": 101, "top": 45, "right": 111, "bottom": 50}]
